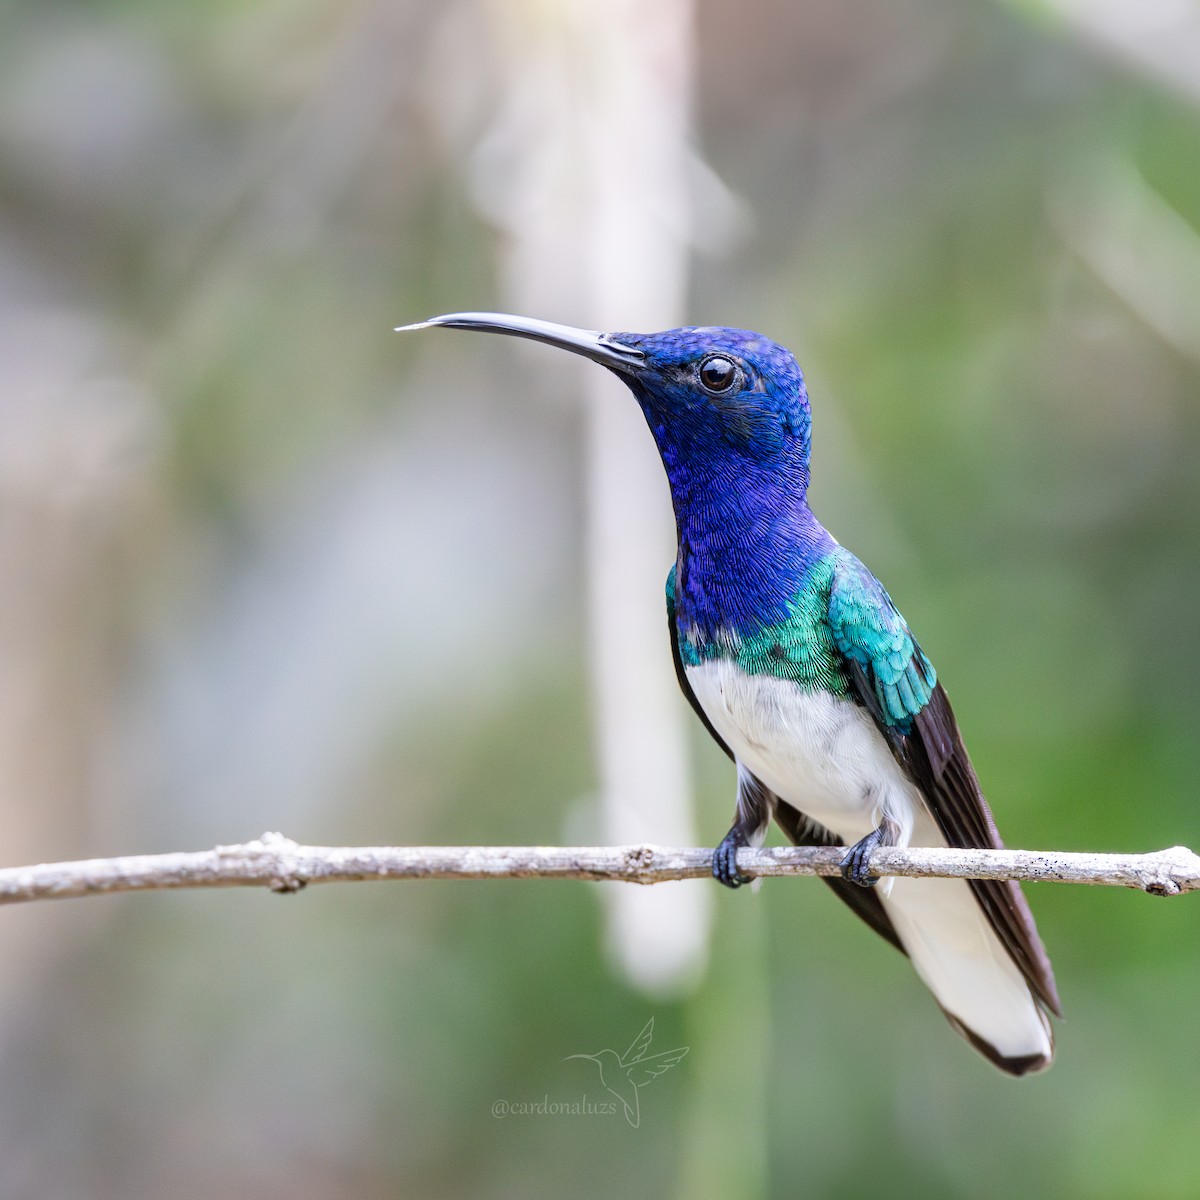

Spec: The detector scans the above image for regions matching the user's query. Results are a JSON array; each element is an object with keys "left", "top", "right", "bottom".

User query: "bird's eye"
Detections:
[{"left": 699, "top": 354, "right": 737, "bottom": 394}]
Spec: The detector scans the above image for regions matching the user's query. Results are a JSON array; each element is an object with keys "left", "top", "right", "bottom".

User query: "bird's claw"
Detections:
[
  {"left": 840, "top": 827, "right": 887, "bottom": 888},
  {"left": 713, "top": 830, "right": 753, "bottom": 889}
]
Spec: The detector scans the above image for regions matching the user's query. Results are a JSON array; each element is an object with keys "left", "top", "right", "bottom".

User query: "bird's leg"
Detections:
[
  {"left": 713, "top": 769, "right": 773, "bottom": 889},
  {"left": 840, "top": 818, "right": 900, "bottom": 888},
  {"left": 713, "top": 826, "right": 753, "bottom": 889}
]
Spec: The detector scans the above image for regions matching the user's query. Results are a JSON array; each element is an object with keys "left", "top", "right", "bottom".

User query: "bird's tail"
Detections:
[
  {"left": 881, "top": 857, "right": 1054, "bottom": 1073},
  {"left": 776, "top": 799, "right": 1055, "bottom": 1073}
]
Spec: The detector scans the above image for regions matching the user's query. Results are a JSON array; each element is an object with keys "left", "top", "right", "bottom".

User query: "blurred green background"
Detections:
[{"left": 1, "top": 0, "right": 1199, "bottom": 1196}]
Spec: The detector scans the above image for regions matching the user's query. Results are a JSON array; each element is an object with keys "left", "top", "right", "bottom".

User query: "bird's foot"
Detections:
[
  {"left": 840, "top": 826, "right": 889, "bottom": 888},
  {"left": 713, "top": 828, "right": 753, "bottom": 889}
]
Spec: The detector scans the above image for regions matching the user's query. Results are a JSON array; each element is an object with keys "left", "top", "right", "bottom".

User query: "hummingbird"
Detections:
[
  {"left": 397, "top": 312, "right": 1061, "bottom": 1074},
  {"left": 564, "top": 1017, "right": 688, "bottom": 1127}
]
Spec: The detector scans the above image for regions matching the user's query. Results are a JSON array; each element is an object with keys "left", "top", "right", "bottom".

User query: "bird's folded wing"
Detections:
[
  {"left": 665, "top": 566, "right": 732, "bottom": 755},
  {"left": 828, "top": 553, "right": 1061, "bottom": 1016}
]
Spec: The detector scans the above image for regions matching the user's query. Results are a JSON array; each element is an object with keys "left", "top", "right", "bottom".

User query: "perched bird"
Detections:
[{"left": 398, "top": 312, "right": 1061, "bottom": 1074}]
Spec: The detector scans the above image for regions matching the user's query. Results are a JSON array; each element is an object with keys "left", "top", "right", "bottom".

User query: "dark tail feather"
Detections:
[{"left": 939, "top": 1006, "right": 1054, "bottom": 1076}]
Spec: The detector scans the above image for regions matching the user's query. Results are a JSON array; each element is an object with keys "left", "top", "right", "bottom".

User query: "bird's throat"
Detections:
[{"left": 672, "top": 478, "right": 835, "bottom": 643}]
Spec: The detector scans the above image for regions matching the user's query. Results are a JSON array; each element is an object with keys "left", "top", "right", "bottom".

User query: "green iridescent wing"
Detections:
[
  {"left": 665, "top": 566, "right": 904, "bottom": 953},
  {"left": 828, "top": 553, "right": 1061, "bottom": 1016},
  {"left": 827, "top": 553, "right": 937, "bottom": 732}
]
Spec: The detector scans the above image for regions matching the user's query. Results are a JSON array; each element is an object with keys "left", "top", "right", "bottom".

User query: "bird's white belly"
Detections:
[
  {"left": 686, "top": 658, "right": 1052, "bottom": 1063},
  {"left": 685, "top": 658, "right": 923, "bottom": 847}
]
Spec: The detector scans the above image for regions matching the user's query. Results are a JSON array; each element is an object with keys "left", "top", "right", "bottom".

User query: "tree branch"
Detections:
[{"left": 0, "top": 833, "right": 1197, "bottom": 906}]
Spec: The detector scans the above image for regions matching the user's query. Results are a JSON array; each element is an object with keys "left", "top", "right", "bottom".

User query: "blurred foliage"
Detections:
[{"left": 0, "top": 0, "right": 1199, "bottom": 1197}]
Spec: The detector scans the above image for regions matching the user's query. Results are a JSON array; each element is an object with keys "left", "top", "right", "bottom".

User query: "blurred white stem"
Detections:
[
  {"left": 480, "top": 0, "right": 707, "bottom": 991},
  {"left": 2, "top": 833, "right": 1197, "bottom": 902}
]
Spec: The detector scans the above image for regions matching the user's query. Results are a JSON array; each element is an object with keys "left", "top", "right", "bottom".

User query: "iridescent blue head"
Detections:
[
  {"left": 609, "top": 324, "right": 812, "bottom": 501},
  {"left": 397, "top": 312, "right": 829, "bottom": 630},
  {"left": 395, "top": 313, "right": 813, "bottom": 505}
]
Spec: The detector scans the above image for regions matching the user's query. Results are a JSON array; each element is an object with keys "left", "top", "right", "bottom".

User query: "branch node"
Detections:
[
  {"left": 622, "top": 844, "right": 658, "bottom": 884},
  {"left": 1135, "top": 845, "right": 1200, "bottom": 897},
  {"left": 1143, "top": 880, "right": 1180, "bottom": 898}
]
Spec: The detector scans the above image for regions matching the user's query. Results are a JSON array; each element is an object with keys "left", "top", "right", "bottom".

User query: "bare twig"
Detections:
[{"left": 0, "top": 834, "right": 1197, "bottom": 907}]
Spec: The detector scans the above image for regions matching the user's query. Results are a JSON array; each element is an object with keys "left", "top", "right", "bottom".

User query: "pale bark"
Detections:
[{"left": 2, "top": 833, "right": 1196, "bottom": 906}]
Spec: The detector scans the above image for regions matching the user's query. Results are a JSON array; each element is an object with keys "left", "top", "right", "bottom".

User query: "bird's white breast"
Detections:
[
  {"left": 685, "top": 658, "right": 921, "bottom": 847},
  {"left": 686, "top": 659, "right": 1054, "bottom": 1064}
]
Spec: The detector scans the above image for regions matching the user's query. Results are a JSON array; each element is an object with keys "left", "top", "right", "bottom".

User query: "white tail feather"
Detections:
[{"left": 882, "top": 813, "right": 1053, "bottom": 1067}]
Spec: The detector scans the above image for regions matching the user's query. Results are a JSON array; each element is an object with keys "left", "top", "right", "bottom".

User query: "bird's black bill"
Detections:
[{"left": 395, "top": 311, "right": 644, "bottom": 373}]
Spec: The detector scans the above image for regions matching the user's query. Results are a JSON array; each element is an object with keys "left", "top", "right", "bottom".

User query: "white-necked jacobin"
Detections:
[{"left": 398, "top": 312, "right": 1061, "bottom": 1074}]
